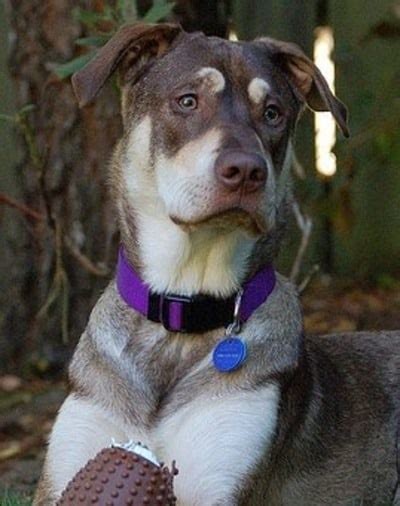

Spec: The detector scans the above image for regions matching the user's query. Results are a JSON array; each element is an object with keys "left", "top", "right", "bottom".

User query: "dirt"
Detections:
[
  {"left": 1, "top": 280, "right": 399, "bottom": 500},
  {"left": 0, "top": 383, "right": 66, "bottom": 499}
]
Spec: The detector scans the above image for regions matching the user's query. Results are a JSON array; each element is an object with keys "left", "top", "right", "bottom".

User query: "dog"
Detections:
[{"left": 34, "top": 23, "right": 400, "bottom": 505}]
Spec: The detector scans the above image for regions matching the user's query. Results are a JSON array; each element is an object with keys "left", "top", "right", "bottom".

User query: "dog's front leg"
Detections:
[
  {"left": 33, "top": 393, "right": 146, "bottom": 505},
  {"left": 157, "top": 385, "right": 279, "bottom": 506}
]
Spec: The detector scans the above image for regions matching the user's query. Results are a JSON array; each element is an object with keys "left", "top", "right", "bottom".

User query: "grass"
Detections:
[{"left": 0, "top": 490, "right": 32, "bottom": 506}]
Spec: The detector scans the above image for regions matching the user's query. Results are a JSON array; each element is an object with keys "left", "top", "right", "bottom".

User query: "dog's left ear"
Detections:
[
  {"left": 257, "top": 37, "right": 349, "bottom": 137},
  {"left": 72, "top": 23, "right": 183, "bottom": 107}
]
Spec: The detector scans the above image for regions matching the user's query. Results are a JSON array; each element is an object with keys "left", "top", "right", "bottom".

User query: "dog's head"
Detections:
[{"left": 73, "top": 23, "right": 348, "bottom": 260}]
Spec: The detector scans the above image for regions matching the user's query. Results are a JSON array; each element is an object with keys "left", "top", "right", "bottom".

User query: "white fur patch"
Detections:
[
  {"left": 154, "top": 127, "right": 222, "bottom": 225},
  {"left": 135, "top": 210, "right": 254, "bottom": 296},
  {"left": 196, "top": 67, "right": 225, "bottom": 93},
  {"left": 124, "top": 123, "right": 252, "bottom": 296},
  {"left": 121, "top": 116, "right": 292, "bottom": 297},
  {"left": 132, "top": 127, "right": 255, "bottom": 296},
  {"left": 124, "top": 115, "right": 154, "bottom": 194},
  {"left": 159, "top": 127, "right": 222, "bottom": 182},
  {"left": 156, "top": 385, "right": 280, "bottom": 505},
  {"left": 46, "top": 387, "right": 279, "bottom": 504},
  {"left": 248, "top": 77, "right": 271, "bottom": 104},
  {"left": 46, "top": 395, "right": 142, "bottom": 496}
]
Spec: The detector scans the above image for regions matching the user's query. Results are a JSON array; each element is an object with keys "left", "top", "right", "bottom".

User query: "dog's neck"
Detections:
[{"left": 119, "top": 204, "right": 256, "bottom": 298}]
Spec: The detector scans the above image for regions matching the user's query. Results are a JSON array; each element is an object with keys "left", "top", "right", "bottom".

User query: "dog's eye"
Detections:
[
  {"left": 178, "top": 94, "right": 198, "bottom": 111},
  {"left": 264, "top": 105, "right": 282, "bottom": 125}
]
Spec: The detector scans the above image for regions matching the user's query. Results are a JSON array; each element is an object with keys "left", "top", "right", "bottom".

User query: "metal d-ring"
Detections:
[{"left": 225, "top": 288, "right": 243, "bottom": 336}]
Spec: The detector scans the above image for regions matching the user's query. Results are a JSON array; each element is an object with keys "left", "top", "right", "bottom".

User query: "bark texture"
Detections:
[{"left": 3, "top": 0, "right": 121, "bottom": 373}]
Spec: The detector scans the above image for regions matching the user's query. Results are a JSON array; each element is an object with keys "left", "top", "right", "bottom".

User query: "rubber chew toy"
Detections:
[{"left": 56, "top": 442, "right": 178, "bottom": 505}]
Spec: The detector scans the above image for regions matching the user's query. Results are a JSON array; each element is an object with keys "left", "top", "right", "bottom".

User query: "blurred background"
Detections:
[{"left": 0, "top": 0, "right": 399, "bottom": 502}]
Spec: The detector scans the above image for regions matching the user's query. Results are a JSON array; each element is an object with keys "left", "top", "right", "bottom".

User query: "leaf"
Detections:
[
  {"left": 0, "top": 391, "right": 31, "bottom": 410},
  {"left": 0, "top": 113, "right": 15, "bottom": 123},
  {"left": 143, "top": 0, "right": 175, "bottom": 23},
  {"left": 376, "top": 274, "right": 399, "bottom": 290},
  {"left": 0, "top": 441, "right": 21, "bottom": 461},
  {"left": 117, "top": 0, "right": 138, "bottom": 23},
  {"left": 76, "top": 35, "right": 111, "bottom": 47},
  {"left": 18, "top": 104, "right": 36, "bottom": 116},
  {"left": 72, "top": 8, "right": 107, "bottom": 26},
  {"left": 54, "top": 52, "right": 96, "bottom": 79}
]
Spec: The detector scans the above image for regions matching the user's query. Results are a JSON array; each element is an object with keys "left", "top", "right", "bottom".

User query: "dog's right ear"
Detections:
[
  {"left": 256, "top": 37, "right": 349, "bottom": 137},
  {"left": 72, "top": 23, "right": 182, "bottom": 107}
]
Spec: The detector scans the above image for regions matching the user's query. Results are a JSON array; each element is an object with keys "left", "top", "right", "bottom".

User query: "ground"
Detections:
[{"left": 1, "top": 279, "right": 400, "bottom": 504}]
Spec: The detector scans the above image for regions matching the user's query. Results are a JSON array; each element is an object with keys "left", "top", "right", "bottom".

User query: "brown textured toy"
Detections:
[{"left": 56, "top": 443, "right": 178, "bottom": 505}]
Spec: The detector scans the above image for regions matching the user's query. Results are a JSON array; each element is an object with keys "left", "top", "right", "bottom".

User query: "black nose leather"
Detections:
[{"left": 215, "top": 151, "right": 267, "bottom": 193}]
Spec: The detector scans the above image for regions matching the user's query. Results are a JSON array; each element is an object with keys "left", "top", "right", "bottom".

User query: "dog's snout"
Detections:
[{"left": 215, "top": 151, "right": 267, "bottom": 193}]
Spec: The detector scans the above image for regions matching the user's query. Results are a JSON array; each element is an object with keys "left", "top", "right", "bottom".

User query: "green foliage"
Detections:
[
  {"left": 56, "top": 0, "right": 175, "bottom": 79},
  {"left": 55, "top": 52, "right": 95, "bottom": 79},
  {"left": 116, "top": 0, "right": 138, "bottom": 23},
  {"left": 143, "top": 0, "right": 175, "bottom": 23},
  {"left": 375, "top": 273, "right": 400, "bottom": 290},
  {"left": 72, "top": 6, "right": 115, "bottom": 27},
  {"left": 0, "top": 490, "right": 32, "bottom": 506},
  {"left": 75, "top": 35, "right": 112, "bottom": 48},
  {"left": 0, "top": 105, "right": 36, "bottom": 125}
]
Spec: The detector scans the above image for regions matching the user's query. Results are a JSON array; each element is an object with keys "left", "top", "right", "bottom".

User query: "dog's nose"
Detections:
[{"left": 215, "top": 151, "right": 267, "bottom": 193}]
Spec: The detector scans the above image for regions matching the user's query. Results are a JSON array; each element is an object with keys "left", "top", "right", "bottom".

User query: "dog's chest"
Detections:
[
  {"left": 152, "top": 385, "right": 280, "bottom": 505},
  {"left": 90, "top": 296, "right": 283, "bottom": 504},
  {"left": 118, "top": 332, "right": 280, "bottom": 505},
  {"left": 122, "top": 327, "right": 214, "bottom": 400}
]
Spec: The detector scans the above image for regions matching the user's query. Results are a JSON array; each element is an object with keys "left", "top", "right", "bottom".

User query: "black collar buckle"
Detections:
[{"left": 159, "top": 293, "right": 192, "bottom": 332}]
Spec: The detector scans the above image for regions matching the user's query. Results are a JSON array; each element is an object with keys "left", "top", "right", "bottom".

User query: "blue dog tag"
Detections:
[{"left": 213, "top": 337, "right": 247, "bottom": 372}]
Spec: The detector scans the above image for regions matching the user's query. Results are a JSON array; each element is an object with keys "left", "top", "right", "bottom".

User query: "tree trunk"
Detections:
[{"left": 3, "top": 0, "right": 121, "bottom": 374}]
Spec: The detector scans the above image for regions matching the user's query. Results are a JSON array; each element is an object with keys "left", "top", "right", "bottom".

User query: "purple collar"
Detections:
[{"left": 116, "top": 247, "right": 276, "bottom": 333}]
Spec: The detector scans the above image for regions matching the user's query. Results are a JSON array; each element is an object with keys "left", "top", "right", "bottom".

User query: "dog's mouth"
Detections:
[{"left": 170, "top": 207, "right": 267, "bottom": 236}]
